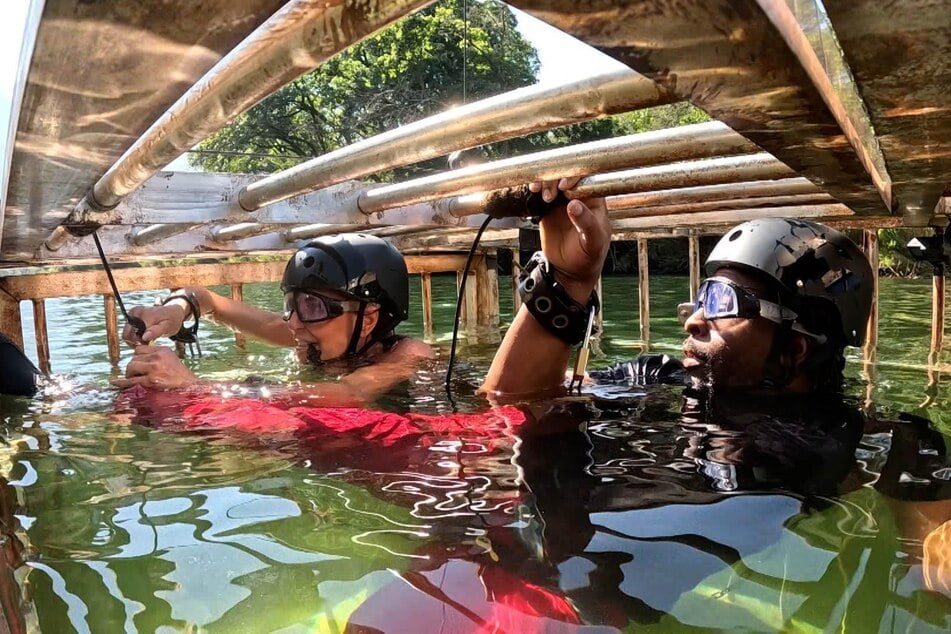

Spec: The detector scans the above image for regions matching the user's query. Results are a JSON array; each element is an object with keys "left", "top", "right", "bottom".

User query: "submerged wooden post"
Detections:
[
  {"left": 637, "top": 237, "right": 650, "bottom": 351},
  {"left": 474, "top": 252, "right": 500, "bottom": 343},
  {"left": 421, "top": 273, "right": 434, "bottom": 343},
  {"left": 103, "top": 295, "right": 121, "bottom": 366},
  {"left": 862, "top": 230, "right": 879, "bottom": 368},
  {"left": 32, "top": 299, "right": 51, "bottom": 374},
  {"left": 487, "top": 250, "right": 500, "bottom": 338},
  {"left": 230, "top": 284, "right": 247, "bottom": 350},
  {"left": 457, "top": 268, "right": 478, "bottom": 340},
  {"left": 930, "top": 263, "right": 945, "bottom": 368},
  {"left": 688, "top": 232, "right": 701, "bottom": 301},
  {"left": 0, "top": 294, "right": 24, "bottom": 351}
]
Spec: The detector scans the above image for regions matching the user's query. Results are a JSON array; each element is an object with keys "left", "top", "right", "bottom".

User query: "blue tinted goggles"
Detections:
[{"left": 679, "top": 277, "right": 825, "bottom": 341}]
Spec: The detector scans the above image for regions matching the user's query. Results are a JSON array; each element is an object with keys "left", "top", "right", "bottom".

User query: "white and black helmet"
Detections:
[{"left": 705, "top": 218, "right": 873, "bottom": 346}]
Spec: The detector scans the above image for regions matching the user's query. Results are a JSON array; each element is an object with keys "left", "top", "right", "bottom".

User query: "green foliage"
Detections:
[
  {"left": 876, "top": 228, "right": 929, "bottom": 278},
  {"left": 194, "top": 0, "right": 541, "bottom": 176}
]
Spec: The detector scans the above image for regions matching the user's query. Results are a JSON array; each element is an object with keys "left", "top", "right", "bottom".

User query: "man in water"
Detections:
[
  {"left": 481, "top": 178, "right": 870, "bottom": 398},
  {"left": 114, "top": 233, "right": 432, "bottom": 402}
]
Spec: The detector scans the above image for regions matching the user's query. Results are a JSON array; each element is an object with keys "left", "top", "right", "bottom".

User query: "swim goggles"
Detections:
[
  {"left": 678, "top": 277, "right": 825, "bottom": 342},
  {"left": 282, "top": 291, "right": 363, "bottom": 323}
]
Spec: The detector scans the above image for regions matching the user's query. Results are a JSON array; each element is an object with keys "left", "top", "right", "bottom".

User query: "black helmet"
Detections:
[
  {"left": 705, "top": 218, "right": 873, "bottom": 346},
  {"left": 282, "top": 233, "right": 409, "bottom": 338}
]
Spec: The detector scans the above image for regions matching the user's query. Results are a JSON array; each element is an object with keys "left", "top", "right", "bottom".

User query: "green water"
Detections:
[{"left": 1, "top": 275, "right": 948, "bottom": 632}]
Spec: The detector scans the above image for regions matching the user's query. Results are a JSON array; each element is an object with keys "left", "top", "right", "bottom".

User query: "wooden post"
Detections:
[
  {"left": 688, "top": 232, "right": 701, "bottom": 302},
  {"left": 861, "top": 230, "right": 879, "bottom": 369},
  {"left": 637, "top": 237, "right": 650, "bottom": 352},
  {"left": 103, "top": 295, "right": 121, "bottom": 366},
  {"left": 0, "top": 294, "right": 24, "bottom": 351},
  {"left": 457, "top": 268, "right": 478, "bottom": 341},
  {"left": 421, "top": 273, "right": 434, "bottom": 343},
  {"left": 474, "top": 253, "right": 500, "bottom": 343},
  {"left": 230, "top": 284, "right": 247, "bottom": 350},
  {"left": 487, "top": 250, "right": 500, "bottom": 338},
  {"left": 594, "top": 277, "right": 604, "bottom": 334},
  {"left": 32, "top": 299, "right": 51, "bottom": 374},
  {"left": 930, "top": 264, "right": 945, "bottom": 369},
  {"left": 511, "top": 255, "right": 522, "bottom": 313}
]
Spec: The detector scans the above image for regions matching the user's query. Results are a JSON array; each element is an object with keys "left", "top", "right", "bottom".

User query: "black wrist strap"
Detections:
[
  {"left": 161, "top": 291, "right": 202, "bottom": 357},
  {"left": 518, "top": 252, "right": 599, "bottom": 345}
]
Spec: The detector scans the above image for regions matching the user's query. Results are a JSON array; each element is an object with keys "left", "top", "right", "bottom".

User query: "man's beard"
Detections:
[{"left": 683, "top": 339, "right": 722, "bottom": 390}]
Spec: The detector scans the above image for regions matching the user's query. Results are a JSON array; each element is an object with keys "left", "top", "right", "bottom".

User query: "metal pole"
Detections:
[
  {"left": 358, "top": 122, "right": 758, "bottom": 216},
  {"left": 49, "top": 0, "right": 433, "bottom": 247},
  {"left": 610, "top": 193, "right": 834, "bottom": 219},
  {"left": 239, "top": 69, "right": 672, "bottom": 210},
  {"left": 129, "top": 224, "right": 196, "bottom": 247},
  {"left": 605, "top": 178, "right": 820, "bottom": 211}
]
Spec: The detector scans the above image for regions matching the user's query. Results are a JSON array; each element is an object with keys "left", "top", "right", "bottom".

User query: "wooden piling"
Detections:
[
  {"left": 861, "top": 230, "right": 879, "bottom": 368},
  {"left": 487, "top": 251, "right": 500, "bottom": 337},
  {"left": 688, "top": 232, "right": 701, "bottom": 301},
  {"left": 930, "top": 265, "right": 945, "bottom": 368},
  {"left": 0, "top": 293, "right": 24, "bottom": 351},
  {"left": 421, "top": 273, "right": 434, "bottom": 342},
  {"left": 511, "top": 255, "right": 522, "bottom": 313},
  {"left": 103, "top": 295, "right": 121, "bottom": 366},
  {"left": 637, "top": 237, "right": 651, "bottom": 351},
  {"left": 474, "top": 253, "right": 500, "bottom": 343},
  {"left": 457, "top": 268, "right": 478, "bottom": 341},
  {"left": 594, "top": 277, "right": 604, "bottom": 334},
  {"left": 31, "top": 299, "right": 51, "bottom": 374},
  {"left": 230, "top": 284, "right": 247, "bottom": 350}
]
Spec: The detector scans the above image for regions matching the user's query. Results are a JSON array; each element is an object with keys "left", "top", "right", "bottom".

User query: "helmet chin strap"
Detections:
[{"left": 345, "top": 303, "right": 369, "bottom": 358}]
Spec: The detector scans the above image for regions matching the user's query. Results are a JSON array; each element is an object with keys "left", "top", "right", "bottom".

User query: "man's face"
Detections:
[{"left": 682, "top": 268, "right": 778, "bottom": 389}]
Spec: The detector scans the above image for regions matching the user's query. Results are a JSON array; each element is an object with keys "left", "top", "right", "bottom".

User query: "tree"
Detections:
[{"left": 193, "top": 0, "right": 542, "bottom": 176}]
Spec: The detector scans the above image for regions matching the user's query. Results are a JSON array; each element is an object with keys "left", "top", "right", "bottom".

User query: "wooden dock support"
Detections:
[
  {"left": 930, "top": 263, "right": 945, "bottom": 369},
  {"left": 474, "top": 252, "right": 500, "bottom": 343},
  {"left": 862, "top": 230, "right": 879, "bottom": 368},
  {"left": 0, "top": 294, "right": 23, "bottom": 351},
  {"left": 688, "top": 232, "right": 701, "bottom": 301},
  {"left": 421, "top": 273, "right": 434, "bottom": 343},
  {"left": 456, "top": 268, "right": 478, "bottom": 341},
  {"left": 230, "top": 284, "right": 247, "bottom": 350},
  {"left": 32, "top": 299, "right": 51, "bottom": 374},
  {"left": 511, "top": 255, "right": 522, "bottom": 313},
  {"left": 637, "top": 237, "right": 650, "bottom": 351},
  {"left": 103, "top": 295, "right": 121, "bottom": 366}
]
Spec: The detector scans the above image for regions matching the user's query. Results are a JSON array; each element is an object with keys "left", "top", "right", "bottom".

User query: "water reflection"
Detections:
[{"left": 1, "top": 275, "right": 950, "bottom": 631}]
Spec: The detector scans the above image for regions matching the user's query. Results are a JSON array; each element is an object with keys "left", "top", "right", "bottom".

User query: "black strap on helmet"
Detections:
[{"left": 345, "top": 302, "right": 368, "bottom": 358}]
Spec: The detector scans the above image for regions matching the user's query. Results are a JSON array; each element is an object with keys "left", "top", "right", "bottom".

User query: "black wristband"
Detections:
[
  {"left": 161, "top": 291, "right": 201, "bottom": 348},
  {"left": 518, "top": 252, "right": 599, "bottom": 345}
]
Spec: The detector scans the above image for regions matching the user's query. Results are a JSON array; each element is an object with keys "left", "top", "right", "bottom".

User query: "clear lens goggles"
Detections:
[
  {"left": 282, "top": 291, "right": 362, "bottom": 323},
  {"left": 677, "top": 277, "right": 825, "bottom": 342}
]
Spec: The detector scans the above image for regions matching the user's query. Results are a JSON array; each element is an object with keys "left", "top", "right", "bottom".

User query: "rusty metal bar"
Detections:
[
  {"left": 611, "top": 203, "right": 851, "bottom": 231},
  {"left": 282, "top": 224, "right": 375, "bottom": 243},
  {"left": 605, "top": 178, "right": 821, "bottom": 211},
  {"left": 104, "top": 295, "right": 121, "bottom": 366},
  {"left": 129, "top": 224, "right": 197, "bottom": 247},
  {"left": 572, "top": 154, "right": 795, "bottom": 200},
  {"left": 211, "top": 223, "right": 284, "bottom": 243},
  {"left": 610, "top": 193, "right": 836, "bottom": 219},
  {"left": 358, "top": 122, "right": 758, "bottom": 215},
  {"left": 239, "top": 69, "right": 671, "bottom": 210},
  {"left": 31, "top": 299, "right": 50, "bottom": 374},
  {"left": 48, "top": 0, "right": 433, "bottom": 249}
]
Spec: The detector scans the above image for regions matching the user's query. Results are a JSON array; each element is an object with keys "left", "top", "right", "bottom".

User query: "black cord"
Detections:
[
  {"left": 92, "top": 231, "right": 146, "bottom": 340},
  {"left": 445, "top": 215, "right": 493, "bottom": 392}
]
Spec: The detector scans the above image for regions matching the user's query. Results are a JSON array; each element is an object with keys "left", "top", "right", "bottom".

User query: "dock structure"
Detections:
[{"left": 1, "top": 0, "right": 949, "bottom": 372}]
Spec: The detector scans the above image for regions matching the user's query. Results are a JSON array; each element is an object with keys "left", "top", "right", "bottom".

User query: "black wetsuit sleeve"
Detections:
[
  {"left": 587, "top": 354, "right": 686, "bottom": 386},
  {"left": 0, "top": 333, "right": 40, "bottom": 397}
]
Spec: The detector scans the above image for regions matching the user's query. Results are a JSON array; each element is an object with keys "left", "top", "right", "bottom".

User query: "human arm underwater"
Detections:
[
  {"left": 480, "top": 178, "right": 611, "bottom": 397},
  {"left": 111, "top": 337, "right": 433, "bottom": 406},
  {"left": 122, "top": 287, "right": 295, "bottom": 348}
]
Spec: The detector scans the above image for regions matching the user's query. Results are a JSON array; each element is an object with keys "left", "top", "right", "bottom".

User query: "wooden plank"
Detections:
[
  {"left": 231, "top": 284, "right": 247, "bottom": 350},
  {"left": 512, "top": 0, "right": 889, "bottom": 215},
  {"left": 824, "top": 0, "right": 951, "bottom": 223},
  {"left": 421, "top": 273, "right": 434, "bottom": 343},
  {"left": 637, "top": 238, "right": 650, "bottom": 352},
  {"left": 688, "top": 233, "right": 701, "bottom": 301},
  {"left": 31, "top": 299, "right": 50, "bottom": 374},
  {"left": 0, "top": 294, "right": 23, "bottom": 351},
  {"left": 0, "top": 253, "right": 472, "bottom": 300},
  {"left": 104, "top": 295, "right": 120, "bottom": 367},
  {"left": 3, "top": 0, "right": 289, "bottom": 262}
]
